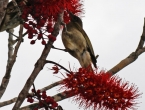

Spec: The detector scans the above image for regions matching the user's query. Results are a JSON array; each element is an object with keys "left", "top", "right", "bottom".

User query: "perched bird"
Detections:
[{"left": 61, "top": 12, "right": 97, "bottom": 70}]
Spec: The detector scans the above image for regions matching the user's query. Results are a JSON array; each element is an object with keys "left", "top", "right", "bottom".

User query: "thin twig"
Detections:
[
  {"left": 45, "top": 60, "right": 71, "bottom": 73},
  {"left": 6, "top": 30, "right": 18, "bottom": 38},
  {"left": 51, "top": 45, "right": 67, "bottom": 52},
  {"left": 23, "top": 31, "right": 28, "bottom": 37}
]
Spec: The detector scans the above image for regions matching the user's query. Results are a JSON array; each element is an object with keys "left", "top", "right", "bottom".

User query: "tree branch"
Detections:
[
  {"left": 0, "top": 25, "right": 23, "bottom": 99},
  {"left": 12, "top": 11, "right": 64, "bottom": 110},
  {"left": 0, "top": 97, "right": 17, "bottom": 107},
  {"left": 0, "top": 29, "right": 14, "bottom": 99},
  {"left": 135, "top": 18, "right": 145, "bottom": 51},
  {"left": 108, "top": 18, "right": 145, "bottom": 75}
]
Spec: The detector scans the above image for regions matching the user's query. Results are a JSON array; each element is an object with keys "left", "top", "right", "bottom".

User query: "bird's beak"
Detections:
[{"left": 67, "top": 10, "right": 74, "bottom": 19}]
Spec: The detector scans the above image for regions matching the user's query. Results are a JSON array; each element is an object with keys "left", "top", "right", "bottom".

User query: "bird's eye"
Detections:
[{"left": 74, "top": 17, "right": 79, "bottom": 22}]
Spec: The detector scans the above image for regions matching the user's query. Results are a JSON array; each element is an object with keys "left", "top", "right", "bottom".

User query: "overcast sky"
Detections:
[{"left": 0, "top": 0, "right": 145, "bottom": 110}]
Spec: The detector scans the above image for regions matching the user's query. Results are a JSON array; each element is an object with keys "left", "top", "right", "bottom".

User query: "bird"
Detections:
[{"left": 61, "top": 12, "right": 97, "bottom": 70}]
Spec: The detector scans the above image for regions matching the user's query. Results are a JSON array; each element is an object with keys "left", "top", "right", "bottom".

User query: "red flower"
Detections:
[
  {"left": 27, "top": 97, "right": 34, "bottom": 103},
  {"left": 42, "top": 91, "right": 47, "bottom": 99},
  {"left": 30, "top": 40, "right": 36, "bottom": 44},
  {"left": 27, "top": 88, "right": 59, "bottom": 109},
  {"left": 37, "top": 89, "right": 41, "bottom": 94},
  {"left": 48, "top": 34, "right": 56, "bottom": 42},
  {"left": 28, "top": 33, "right": 33, "bottom": 39},
  {"left": 60, "top": 67, "right": 141, "bottom": 110},
  {"left": 20, "top": 0, "right": 84, "bottom": 45},
  {"left": 37, "top": 33, "right": 43, "bottom": 40},
  {"left": 50, "top": 65, "right": 60, "bottom": 74},
  {"left": 41, "top": 40, "right": 46, "bottom": 45}
]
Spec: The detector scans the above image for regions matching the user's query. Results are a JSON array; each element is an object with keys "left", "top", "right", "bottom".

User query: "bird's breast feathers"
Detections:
[{"left": 62, "top": 29, "right": 87, "bottom": 52}]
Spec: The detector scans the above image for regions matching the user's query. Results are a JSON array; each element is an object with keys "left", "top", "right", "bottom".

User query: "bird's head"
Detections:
[{"left": 68, "top": 11, "right": 83, "bottom": 27}]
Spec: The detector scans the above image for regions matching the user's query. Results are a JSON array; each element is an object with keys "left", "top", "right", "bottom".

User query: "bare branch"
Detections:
[
  {"left": 0, "top": 29, "right": 14, "bottom": 99},
  {"left": 135, "top": 18, "right": 145, "bottom": 51},
  {"left": 108, "top": 18, "right": 145, "bottom": 75},
  {"left": 0, "top": 97, "right": 17, "bottom": 107},
  {"left": 0, "top": 25, "right": 23, "bottom": 99},
  {"left": 40, "top": 80, "right": 62, "bottom": 92},
  {"left": 7, "top": 29, "right": 15, "bottom": 68}
]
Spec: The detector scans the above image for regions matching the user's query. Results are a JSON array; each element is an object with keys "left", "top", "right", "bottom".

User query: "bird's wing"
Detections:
[{"left": 74, "top": 22, "right": 97, "bottom": 68}]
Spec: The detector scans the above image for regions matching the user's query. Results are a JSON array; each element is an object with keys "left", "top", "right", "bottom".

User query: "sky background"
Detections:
[{"left": 0, "top": 0, "right": 145, "bottom": 110}]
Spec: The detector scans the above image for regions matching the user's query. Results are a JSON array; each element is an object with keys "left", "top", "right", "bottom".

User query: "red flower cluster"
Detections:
[
  {"left": 60, "top": 68, "right": 141, "bottom": 110},
  {"left": 20, "top": 0, "right": 83, "bottom": 45},
  {"left": 27, "top": 89, "right": 58, "bottom": 109},
  {"left": 50, "top": 65, "right": 60, "bottom": 74}
]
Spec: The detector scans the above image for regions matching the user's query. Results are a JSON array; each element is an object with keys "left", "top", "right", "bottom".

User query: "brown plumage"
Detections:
[{"left": 61, "top": 12, "right": 97, "bottom": 69}]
